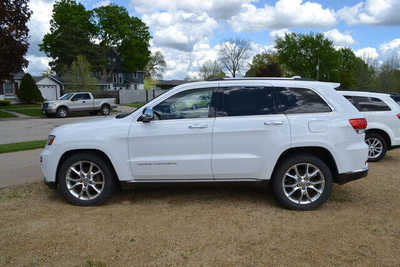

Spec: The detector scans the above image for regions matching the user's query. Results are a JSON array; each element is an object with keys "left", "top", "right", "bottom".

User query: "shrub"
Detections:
[
  {"left": 17, "top": 73, "right": 44, "bottom": 103},
  {"left": 0, "top": 100, "right": 11, "bottom": 106}
]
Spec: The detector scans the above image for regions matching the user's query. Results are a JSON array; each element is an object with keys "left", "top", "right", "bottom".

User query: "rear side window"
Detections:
[
  {"left": 275, "top": 87, "right": 332, "bottom": 114},
  {"left": 218, "top": 87, "right": 275, "bottom": 116},
  {"left": 390, "top": 95, "right": 400, "bottom": 105},
  {"left": 344, "top": 95, "right": 391, "bottom": 112}
]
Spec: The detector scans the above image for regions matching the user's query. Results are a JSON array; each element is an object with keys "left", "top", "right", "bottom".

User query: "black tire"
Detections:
[
  {"left": 58, "top": 152, "right": 116, "bottom": 206},
  {"left": 365, "top": 132, "right": 387, "bottom": 162},
  {"left": 272, "top": 154, "right": 333, "bottom": 210},
  {"left": 56, "top": 106, "right": 68, "bottom": 118},
  {"left": 101, "top": 104, "right": 110, "bottom": 116}
]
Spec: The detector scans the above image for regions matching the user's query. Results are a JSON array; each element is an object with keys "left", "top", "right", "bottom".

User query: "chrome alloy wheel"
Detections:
[
  {"left": 58, "top": 108, "right": 67, "bottom": 118},
  {"left": 366, "top": 137, "right": 383, "bottom": 159},
  {"left": 66, "top": 161, "right": 105, "bottom": 200},
  {"left": 282, "top": 163, "right": 325, "bottom": 205}
]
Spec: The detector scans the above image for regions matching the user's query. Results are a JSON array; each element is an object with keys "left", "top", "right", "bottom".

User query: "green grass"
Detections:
[
  {"left": 0, "top": 140, "right": 47, "bottom": 154},
  {"left": 122, "top": 103, "right": 145, "bottom": 109},
  {"left": 0, "top": 104, "right": 41, "bottom": 110},
  {"left": 0, "top": 111, "right": 17, "bottom": 118},
  {"left": 5, "top": 108, "right": 44, "bottom": 117}
]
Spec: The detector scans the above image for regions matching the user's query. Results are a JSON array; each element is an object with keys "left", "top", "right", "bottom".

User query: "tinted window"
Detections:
[
  {"left": 276, "top": 87, "right": 332, "bottom": 114},
  {"left": 72, "top": 93, "right": 90, "bottom": 100},
  {"left": 153, "top": 88, "right": 213, "bottom": 120},
  {"left": 344, "top": 95, "right": 391, "bottom": 112},
  {"left": 218, "top": 87, "right": 275, "bottom": 117},
  {"left": 390, "top": 95, "right": 400, "bottom": 105}
]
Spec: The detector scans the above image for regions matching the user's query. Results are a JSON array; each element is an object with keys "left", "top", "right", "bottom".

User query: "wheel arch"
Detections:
[
  {"left": 271, "top": 146, "right": 339, "bottom": 182},
  {"left": 55, "top": 149, "right": 120, "bottom": 187},
  {"left": 366, "top": 128, "right": 391, "bottom": 147}
]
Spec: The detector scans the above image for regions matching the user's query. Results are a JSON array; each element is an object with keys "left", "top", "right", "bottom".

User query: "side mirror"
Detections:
[{"left": 141, "top": 107, "right": 154, "bottom": 122}]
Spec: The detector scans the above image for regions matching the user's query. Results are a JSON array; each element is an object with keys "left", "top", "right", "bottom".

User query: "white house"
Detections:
[{"left": 33, "top": 76, "right": 63, "bottom": 100}]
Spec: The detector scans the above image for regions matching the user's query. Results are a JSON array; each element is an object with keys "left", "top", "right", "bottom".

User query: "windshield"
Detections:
[{"left": 59, "top": 93, "right": 73, "bottom": 100}]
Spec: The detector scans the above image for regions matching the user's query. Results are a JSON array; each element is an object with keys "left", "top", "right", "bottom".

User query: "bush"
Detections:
[
  {"left": 16, "top": 74, "right": 44, "bottom": 103},
  {"left": 0, "top": 100, "right": 11, "bottom": 106}
]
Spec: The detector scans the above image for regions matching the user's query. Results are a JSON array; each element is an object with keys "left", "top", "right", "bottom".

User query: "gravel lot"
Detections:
[{"left": 0, "top": 150, "right": 399, "bottom": 266}]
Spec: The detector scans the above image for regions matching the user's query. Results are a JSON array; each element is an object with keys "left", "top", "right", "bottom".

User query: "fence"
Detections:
[{"left": 118, "top": 88, "right": 167, "bottom": 104}]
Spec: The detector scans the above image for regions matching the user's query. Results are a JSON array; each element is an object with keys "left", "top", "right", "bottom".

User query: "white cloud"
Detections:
[
  {"left": 338, "top": 0, "right": 400, "bottom": 25},
  {"left": 380, "top": 38, "right": 400, "bottom": 52},
  {"left": 323, "top": 29, "right": 356, "bottom": 46},
  {"left": 143, "top": 11, "right": 217, "bottom": 52},
  {"left": 25, "top": 55, "right": 50, "bottom": 75},
  {"left": 131, "top": 0, "right": 252, "bottom": 20},
  {"left": 92, "top": 0, "right": 111, "bottom": 8},
  {"left": 28, "top": 0, "right": 52, "bottom": 45},
  {"left": 228, "top": 0, "right": 337, "bottom": 32},
  {"left": 269, "top": 28, "right": 290, "bottom": 40},
  {"left": 355, "top": 47, "right": 379, "bottom": 60}
]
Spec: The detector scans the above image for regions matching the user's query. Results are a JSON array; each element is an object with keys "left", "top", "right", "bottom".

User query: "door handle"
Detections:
[
  {"left": 188, "top": 125, "right": 208, "bottom": 129},
  {"left": 264, "top": 121, "right": 284, "bottom": 126}
]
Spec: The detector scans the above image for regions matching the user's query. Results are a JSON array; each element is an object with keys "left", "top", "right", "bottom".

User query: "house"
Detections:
[
  {"left": 0, "top": 72, "right": 25, "bottom": 103},
  {"left": 33, "top": 76, "right": 63, "bottom": 100},
  {"left": 93, "top": 48, "right": 145, "bottom": 91}
]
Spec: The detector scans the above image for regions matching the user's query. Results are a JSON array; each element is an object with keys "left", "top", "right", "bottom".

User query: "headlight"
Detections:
[{"left": 47, "top": 135, "right": 56, "bottom": 145}]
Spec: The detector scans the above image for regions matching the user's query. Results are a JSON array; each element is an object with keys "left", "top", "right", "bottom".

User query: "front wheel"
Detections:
[
  {"left": 272, "top": 154, "right": 333, "bottom": 210},
  {"left": 365, "top": 133, "right": 387, "bottom": 162},
  {"left": 56, "top": 107, "right": 68, "bottom": 118},
  {"left": 58, "top": 153, "right": 116, "bottom": 206}
]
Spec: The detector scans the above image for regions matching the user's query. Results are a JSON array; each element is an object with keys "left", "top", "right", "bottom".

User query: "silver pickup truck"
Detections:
[{"left": 42, "top": 92, "right": 117, "bottom": 118}]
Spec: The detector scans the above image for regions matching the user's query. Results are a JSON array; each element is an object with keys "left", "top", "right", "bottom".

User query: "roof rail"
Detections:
[{"left": 211, "top": 76, "right": 316, "bottom": 81}]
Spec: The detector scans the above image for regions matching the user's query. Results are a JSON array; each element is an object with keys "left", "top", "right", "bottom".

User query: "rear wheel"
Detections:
[
  {"left": 56, "top": 107, "right": 68, "bottom": 118},
  {"left": 58, "top": 153, "right": 116, "bottom": 206},
  {"left": 365, "top": 132, "right": 387, "bottom": 162},
  {"left": 272, "top": 154, "right": 333, "bottom": 210},
  {"left": 101, "top": 104, "right": 110, "bottom": 116}
]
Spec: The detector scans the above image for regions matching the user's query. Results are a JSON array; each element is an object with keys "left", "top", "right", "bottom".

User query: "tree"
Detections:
[
  {"left": 40, "top": 0, "right": 100, "bottom": 74},
  {"left": 61, "top": 55, "right": 98, "bottom": 92},
  {"left": 0, "top": 0, "right": 32, "bottom": 81},
  {"left": 199, "top": 60, "right": 225, "bottom": 80},
  {"left": 218, "top": 38, "right": 250, "bottom": 77},
  {"left": 40, "top": 1, "right": 151, "bottom": 75},
  {"left": 94, "top": 4, "right": 151, "bottom": 75},
  {"left": 245, "top": 52, "right": 282, "bottom": 77},
  {"left": 375, "top": 56, "right": 400, "bottom": 93},
  {"left": 146, "top": 51, "right": 167, "bottom": 79},
  {"left": 275, "top": 33, "right": 338, "bottom": 81},
  {"left": 17, "top": 74, "right": 44, "bottom": 103}
]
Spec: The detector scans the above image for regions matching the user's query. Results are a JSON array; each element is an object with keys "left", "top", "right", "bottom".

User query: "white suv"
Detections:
[
  {"left": 41, "top": 78, "right": 368, "bottom": 210},
  {"left": 340, "top": 91, "right": 400, "bottom": 161}
]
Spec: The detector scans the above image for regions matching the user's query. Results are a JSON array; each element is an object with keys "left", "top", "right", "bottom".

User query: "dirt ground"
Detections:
[{"left": 1, "top": 151, "right": 400, "bottom": 266}]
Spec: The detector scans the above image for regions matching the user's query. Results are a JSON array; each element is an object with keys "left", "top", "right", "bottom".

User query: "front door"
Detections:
[
  {"left": 70, "top": 93, "right": 91, "bottom": 111},
  {"left": 212, "top": 84, "right": 291, "bottom": 180},
  {"left": 129, "top": 87, "right": 215, "bottom": 180}
]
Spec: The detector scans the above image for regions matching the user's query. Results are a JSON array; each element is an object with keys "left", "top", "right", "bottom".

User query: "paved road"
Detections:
[
  {"left": 0, "top": 105, "right": 135, "bottom": 144},
  {"left": 0, "top": 149, "right": 42, "bottom": 188}
]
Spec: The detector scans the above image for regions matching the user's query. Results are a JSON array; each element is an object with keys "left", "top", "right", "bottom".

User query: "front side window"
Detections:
[
  {"left": 217, "top": 87, "right": 275, "bottom": 117},
  {"left": 275, "top": 87, "right": 332, "bottom": 114},
  {"left": 72, "top": 93, "right": 90, "bottom": 101},
  {"left": 344, "top": 95, "right": 391, "bottom": 112},
  {"left": 153, "top": 88, "right": 213, "bottom": 120}
]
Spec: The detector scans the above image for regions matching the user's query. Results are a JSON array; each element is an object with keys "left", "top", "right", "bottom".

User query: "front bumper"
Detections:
[{"left": 335, "top": 167, "right": 368, "bottom": 185}]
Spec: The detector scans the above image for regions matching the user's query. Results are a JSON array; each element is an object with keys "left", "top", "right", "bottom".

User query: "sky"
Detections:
[{"left": 26, "top": 0, "right": 400, "bottom": 79}]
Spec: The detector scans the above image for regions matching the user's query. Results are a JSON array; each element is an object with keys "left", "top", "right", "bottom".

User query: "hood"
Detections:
[{"left": 52, "top": 116, "right": 117, "bottom": 136}]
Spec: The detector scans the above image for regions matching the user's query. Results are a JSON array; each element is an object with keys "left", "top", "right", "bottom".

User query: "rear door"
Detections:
[{"left": 212, "top": 84, "right": 291, "bottom": 180}]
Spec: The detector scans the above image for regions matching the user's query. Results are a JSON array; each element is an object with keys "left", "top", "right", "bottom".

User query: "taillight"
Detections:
[
  {"left": 349, "top": 118, "right": 367, "bottom": 130},
  {"left": 397, "top": 113, "right": 400, "bottom": 119}
]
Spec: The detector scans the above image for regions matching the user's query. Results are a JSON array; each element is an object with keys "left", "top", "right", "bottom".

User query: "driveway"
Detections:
[
  {"left": 0, "top": 105, "right": 135, "bottom": 144},
  {"left": 0, "top": 149, "right": 42, "bottom": 188}
]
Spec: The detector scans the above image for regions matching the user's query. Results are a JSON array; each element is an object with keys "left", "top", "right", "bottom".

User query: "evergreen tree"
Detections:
[{"left": 17, "top": 74, "right": 44, "bottom": 103}]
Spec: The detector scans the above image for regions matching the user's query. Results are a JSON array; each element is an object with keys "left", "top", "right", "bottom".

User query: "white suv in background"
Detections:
[
  {"left": 41, "top": 78, "right": 369, "bottom": 210},
  {"left": 340, "top": 91, "right": 400, "bottom": 161}
]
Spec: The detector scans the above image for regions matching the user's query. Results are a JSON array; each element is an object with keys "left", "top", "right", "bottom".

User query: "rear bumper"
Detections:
[{"left": 335, "top": 167, "right": 368, "bottom": 185}]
